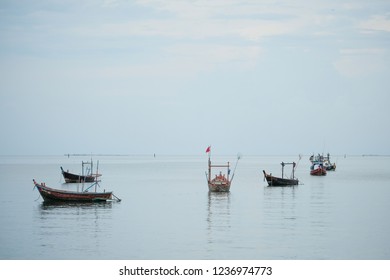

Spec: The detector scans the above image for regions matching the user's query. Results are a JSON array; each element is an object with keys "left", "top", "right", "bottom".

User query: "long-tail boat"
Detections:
[
  {"left": 263, "top": 162, "right": 299, "bottom": 186},
  {"left": 33, "top": 179, "right": 113, "bottom": 202},
  {"left": 61, "top": 160, "right": 101, "bottom": 183}
]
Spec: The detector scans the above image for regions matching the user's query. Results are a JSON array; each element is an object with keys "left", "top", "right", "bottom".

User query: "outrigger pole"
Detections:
[{"left": 229, "top": 154, "right": 241, "bottom": 183}]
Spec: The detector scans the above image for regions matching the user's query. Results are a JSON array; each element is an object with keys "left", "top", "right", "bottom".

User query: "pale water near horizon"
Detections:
[{"left": 0, "top": 155, "right": 389, "bottom": 260}]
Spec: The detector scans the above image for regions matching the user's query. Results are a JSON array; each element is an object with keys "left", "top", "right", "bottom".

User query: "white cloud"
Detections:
[
  {"left": 85, "top": 43, "right": 263, "bottom": 81},
  {"left": 164, "top": 43, "right": 263, "bottom": 72},
  {"left": 333, "top": 48, "right": 387, "bottom": 77},
  {"left": 124, "top": 0, "right": 312, "bottom": 40},
  {"left": 101, "top": 0, "right": 121, "bottom": 8},
  {"left": 93, "top": 18, "right": 303, "bottom": 42},
  {"left": 359, "top": 14, "right": 390, "bottom": 33}
]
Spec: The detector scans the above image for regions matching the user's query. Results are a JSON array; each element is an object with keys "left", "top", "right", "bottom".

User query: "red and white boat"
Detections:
[{"left": 310, "top": 164, "right": 327, "bottom": 176}]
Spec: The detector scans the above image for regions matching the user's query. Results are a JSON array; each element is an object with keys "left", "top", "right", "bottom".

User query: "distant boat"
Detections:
[
  {"left": 263, "top": 162, "right": 298, "bottom": 186},
  {"left": 323, "top": 153, "right": 336, "bottom": 171},
  {"left": 310, "top": 163, "right": 327, "bottom": 176},
  {"left": 33, "top": 179, "right": 113, "bottom": 202},
  {"left": 61, "top": 160, "right": 101, "bottom": 183},
  {"left": 310, "top": 153, "right": 336, "bottom": 171}
]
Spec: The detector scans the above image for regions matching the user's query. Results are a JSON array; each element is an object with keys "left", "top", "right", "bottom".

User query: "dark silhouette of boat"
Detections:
[
  {"left": 61, "top": 160, "right": 101, "bottom": 183},
  {"left": 263, "top": 162, "right": 298, "bottom": 186},
  {"left": 61, "top": 167, "right": 98, "bottom": 183}
]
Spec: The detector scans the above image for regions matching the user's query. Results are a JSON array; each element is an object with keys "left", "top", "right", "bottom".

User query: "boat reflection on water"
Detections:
[
  {"left": 34, "top": 197, "right": 115, "bottom": 259},
  {"left": 206, "top": 191, "right": 231, "bottom": 254},
  {"left": 40, "top": 200, "right": 113, "bottom": 210}
]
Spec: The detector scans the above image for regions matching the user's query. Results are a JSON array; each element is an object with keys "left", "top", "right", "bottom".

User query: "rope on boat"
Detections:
[
  {"left": 34, "top": 193, "right": 41, "bottom": 201},
  {"left": 112, "top": 193, "right": 122, "bottom": 202},
  {"left": 32, "top": 179, "right": 42, "bottom": 201}
]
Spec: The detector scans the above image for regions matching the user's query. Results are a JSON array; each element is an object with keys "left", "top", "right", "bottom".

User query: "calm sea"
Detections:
[{"left": 0, "top": 155, "right": 389, "bottom": 260}]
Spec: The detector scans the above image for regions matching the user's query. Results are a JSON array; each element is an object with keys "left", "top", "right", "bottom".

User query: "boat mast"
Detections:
[
  {"left": 208, "top": 156, "right": 211, "bottom": 183},
  {"left": 95, "top": 160, "right": 99, "bottom": 192},
  {"left": 227, "top": 162, "right": 230, "bottom": 181},
  {"left": 292, "top": 162, "right": 295, "bottom": 179}
]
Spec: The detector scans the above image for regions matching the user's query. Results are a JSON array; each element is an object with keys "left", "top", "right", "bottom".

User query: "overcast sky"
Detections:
[{"left": 1, "top": 0, "right": 389, "bottom": 156}]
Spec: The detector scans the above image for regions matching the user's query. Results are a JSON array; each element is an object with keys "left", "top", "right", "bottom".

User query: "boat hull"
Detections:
[
  {"left": 34, "top": 182, "right": 112, "bottom": 202},
  {"left": 325, "top": 164, "right": 336, "bottom": 171},
  {"left": 61, "top": 167, "right": 98, "bottom": 183},
  {"left": 208, "top": 181, "right": 231, "bottom": 192},
  {"left": 263, "top": 170, "right": 298, "bottom": 186},
  {"left": 310, "top": 167, "right": 327, "bottom": 176}
]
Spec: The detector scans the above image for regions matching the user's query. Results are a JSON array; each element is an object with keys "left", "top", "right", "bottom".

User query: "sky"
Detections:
[{"left": 0, "top": 0, "right": 389, "bottom": 156}]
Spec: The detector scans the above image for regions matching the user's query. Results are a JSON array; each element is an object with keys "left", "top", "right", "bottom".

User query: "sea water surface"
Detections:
[{"left": 0, "top": 155, "right": 389, "bottom": 260}]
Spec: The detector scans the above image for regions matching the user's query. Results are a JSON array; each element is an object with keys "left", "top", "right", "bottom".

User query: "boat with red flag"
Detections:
[{"left": 205, "top": 146, "right": 240, "bottom": 192}]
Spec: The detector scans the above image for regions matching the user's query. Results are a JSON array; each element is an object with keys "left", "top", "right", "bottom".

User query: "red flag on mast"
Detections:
[{"left": 205, "top": 146, "right": 211, "bottom": 153}]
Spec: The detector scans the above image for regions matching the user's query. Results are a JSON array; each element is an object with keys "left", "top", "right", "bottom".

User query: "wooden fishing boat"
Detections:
[
  {"left": 208, "top": 171, "right": 231, "bottom": 192},
  {"left": 263, "top": 162, "right": 298, "bottom": 186},
  {"left": 207, "top": 159, "right": 231, "bottom": 192},
  {"left": 310, "top": 164, "right": 327, "bottom": 176},
  {"left": 33, "top": 179, "right": 113, "bottom": 202},
  {"left": 61, "top": 167, "right": 97, "bottom": 183},
  {"left": 61, "top": 160, "right": 101, "bottom": 183},
  {"left": 205, "top": 146, "right": 240, "bottom": 192}
]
